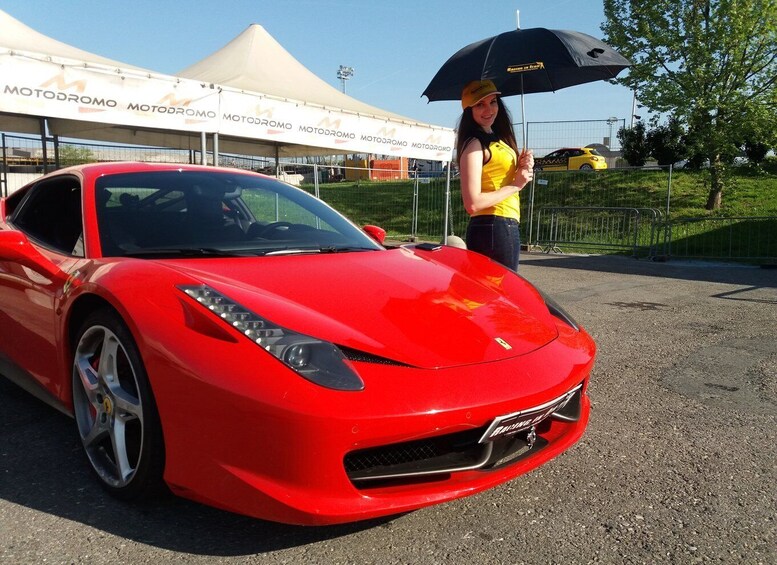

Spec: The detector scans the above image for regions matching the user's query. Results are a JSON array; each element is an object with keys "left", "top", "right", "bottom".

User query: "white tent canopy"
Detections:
[
  {"left": 0, "top": 10, "right": 454, "bottom": 160},
  {"left": 178, "top": 24, "right": 410, "bottom": 122}
]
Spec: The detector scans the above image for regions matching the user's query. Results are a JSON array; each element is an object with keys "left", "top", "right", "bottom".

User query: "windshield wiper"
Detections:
[
  {"left": 123, "top": 247, "right": 257, "bottom": 258},
  {"left": 318, "top": 246, "right": 376, "bottom": 253},
  {"left": 263, "top": 247, "right": 323, "bottom": 256},
  {"left": 263, "top": 245, "right": 377, "bottom": 256}
]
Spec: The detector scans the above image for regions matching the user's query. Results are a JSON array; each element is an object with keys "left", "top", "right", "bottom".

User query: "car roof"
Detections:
[{"left": 53, "top": 161, "right": 261, "bottom": 176}]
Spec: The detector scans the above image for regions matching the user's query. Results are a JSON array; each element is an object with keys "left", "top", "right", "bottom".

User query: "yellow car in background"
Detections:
[{"left": 534, "top": 147, "right": 608, "bottom": 171}]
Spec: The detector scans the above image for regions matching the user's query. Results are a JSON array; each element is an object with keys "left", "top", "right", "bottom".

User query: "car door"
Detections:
[
  {"left": 0, "top": 175, "right": 85, "bottom": 401},
  {"left": 536, "top": 150, "right": 561, "bottom": 171},
  {"left": 567, "top": 149, "right": 586, "bottom": 170}
]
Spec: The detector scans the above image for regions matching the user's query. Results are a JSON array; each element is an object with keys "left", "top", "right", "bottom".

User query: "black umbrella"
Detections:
[{"left": 423, "top": 27, "right": 631, "bottom": 145}]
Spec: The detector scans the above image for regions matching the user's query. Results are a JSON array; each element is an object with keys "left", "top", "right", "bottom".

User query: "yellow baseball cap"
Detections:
[{"left": 461, "top": 80, "right": 501, "bottom": 109}]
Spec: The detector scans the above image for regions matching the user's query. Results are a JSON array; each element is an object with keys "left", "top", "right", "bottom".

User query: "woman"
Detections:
[{"left": 456, "top": 80, "right": 534, "bottom": 271}]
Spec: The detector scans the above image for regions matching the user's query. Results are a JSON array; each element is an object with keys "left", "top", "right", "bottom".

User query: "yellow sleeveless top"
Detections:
[{"left": 472, "top": 137, "right": 520, "bottom": 221}]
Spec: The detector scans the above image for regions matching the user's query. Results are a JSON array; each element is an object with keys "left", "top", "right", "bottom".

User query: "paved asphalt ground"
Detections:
[{"left": 1, "top": 253, "right": 775, "bottom": 564}]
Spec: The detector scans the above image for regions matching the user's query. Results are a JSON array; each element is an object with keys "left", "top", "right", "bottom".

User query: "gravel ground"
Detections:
[{"left": 1, "top": 252, "right": 775, "bottom": 564}]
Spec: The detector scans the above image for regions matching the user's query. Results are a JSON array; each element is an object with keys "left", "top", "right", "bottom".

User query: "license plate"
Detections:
[{"left": 479, "top": 385, "right": 581, "bottom": 443}]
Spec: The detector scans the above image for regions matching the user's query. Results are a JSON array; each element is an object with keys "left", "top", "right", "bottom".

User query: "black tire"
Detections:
[
  {"left": 579, "top": 164, "right": 593, "bottom": 170},
  {"left": 71, "top": 309, "right": 165, "bottom": 500}
]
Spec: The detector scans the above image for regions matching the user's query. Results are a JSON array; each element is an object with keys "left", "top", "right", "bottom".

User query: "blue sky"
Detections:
[{"left": 1, "top": 0, "right": 635, "bottom": 131}]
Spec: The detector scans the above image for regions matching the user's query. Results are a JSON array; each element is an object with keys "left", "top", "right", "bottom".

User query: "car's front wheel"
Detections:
[
  {"left": 72, "top": 309, "right": 165, "bottom": 500},
  {"left": 579, "top": 164, "right": 593, "bottom": 170}
]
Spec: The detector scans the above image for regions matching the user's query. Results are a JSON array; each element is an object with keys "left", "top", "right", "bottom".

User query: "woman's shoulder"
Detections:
[{"left": 462, "top": 131, "right": 498, "bottom": 151}]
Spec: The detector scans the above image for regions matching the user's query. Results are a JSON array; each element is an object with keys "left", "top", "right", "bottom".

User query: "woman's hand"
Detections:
[
  {"left": 518, "top": 148, "right": 534, "bottom": 170},
  {"left": 514, "top": 149, "right": 534, "bottom": 189}
]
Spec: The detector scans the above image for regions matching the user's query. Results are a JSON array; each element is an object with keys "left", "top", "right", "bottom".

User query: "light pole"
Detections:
[
  {"left": 337, "top": 65, "right": 354, "bottom": 94},
  {"left": 606, "top": 116, "right": 619, "bottom": 149},
  {"left": 630, "top": 91, "right": 643, "bottom": 128}
]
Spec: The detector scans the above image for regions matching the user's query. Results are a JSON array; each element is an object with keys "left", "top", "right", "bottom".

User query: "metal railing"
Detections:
[
  {"left": 667, "top": 217, "right": 777, "bottom": 261},
  {"left": 3, "top": 133, "right": 776, "bottom": 262},
  {"left": 534, "top": 206, "right": 665, "bottom": 258}
]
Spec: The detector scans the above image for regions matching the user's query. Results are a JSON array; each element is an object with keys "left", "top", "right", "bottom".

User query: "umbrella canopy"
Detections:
[{"left": 423, "top": 28, "right": 631, "bottom": 102}]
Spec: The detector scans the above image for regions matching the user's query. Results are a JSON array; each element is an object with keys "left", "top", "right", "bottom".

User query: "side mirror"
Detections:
[
  {"left": 0, "top": 230, "right": 64, "bottom": 280},
  {"left": 362, "top": 224, "right": 386, "bottom": 245}
]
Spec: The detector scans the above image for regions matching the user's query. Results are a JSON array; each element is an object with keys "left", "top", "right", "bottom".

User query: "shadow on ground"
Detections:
[
  {"left": 521, "top": 252, "right": 777, "bottom": 290},
  {"left": 0, "top": 377, "right": 396, "bottom": 556}
]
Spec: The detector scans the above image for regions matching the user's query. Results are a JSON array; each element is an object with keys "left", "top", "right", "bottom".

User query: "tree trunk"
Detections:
[{"left": 705, "top": 154, "right": 724, "bottom": 210}]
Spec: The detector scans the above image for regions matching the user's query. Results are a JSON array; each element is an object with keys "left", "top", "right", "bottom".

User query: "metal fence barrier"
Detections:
[
  {"left": 667, "top": 217, "right": 777, "bottom": 261},
  {"left": 3, "top": 133, "right": 776, "bottom": 262},
  {"left": 534, "top": 206, "right": 665, "bottom": 258}
]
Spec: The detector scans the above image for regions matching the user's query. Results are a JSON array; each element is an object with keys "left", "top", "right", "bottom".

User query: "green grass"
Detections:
[{"left": 300, "top": 160, "right": 777, "bottom": 260}]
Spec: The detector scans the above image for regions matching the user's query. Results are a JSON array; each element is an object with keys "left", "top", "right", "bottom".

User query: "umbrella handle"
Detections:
[{"left": 520, "top": 75, "right": 527, "bottom": 150}]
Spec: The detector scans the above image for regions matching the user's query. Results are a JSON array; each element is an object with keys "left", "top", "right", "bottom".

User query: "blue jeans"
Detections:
[{"left": 465, "top": 215, "right": 521, "bottom": 271}]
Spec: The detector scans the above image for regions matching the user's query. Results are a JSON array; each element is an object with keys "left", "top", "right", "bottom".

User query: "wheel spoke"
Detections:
[
  {"left": 81, "top": 416, "right": 110, "bottom": 450},
  {"left": 110, "top": 388, "right": 142, "bottom": 421},
  {"left": 98, "top": 333, "right": 121, "bottom": 385},
  {"left": 110, "top": 418, "right": 135, "bottom": 482},
  {"left": 74, "top": 354, "right": 101, "bottom": 405}
]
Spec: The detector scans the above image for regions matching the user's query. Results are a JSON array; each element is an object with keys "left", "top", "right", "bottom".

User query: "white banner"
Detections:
[
  {"left": 0, "top": 55, "right": 219, "bottom": 132},
  {"left": 218, "top": 90, "right": 454, "bottom": 160},
  {"left": 0, "top": 52, "right": 454, "bottom": 161}
]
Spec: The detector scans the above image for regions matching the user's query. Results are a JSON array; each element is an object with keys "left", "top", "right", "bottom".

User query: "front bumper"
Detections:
[{"left": 150, "top": 324, "right": 595, "bottom": 525}]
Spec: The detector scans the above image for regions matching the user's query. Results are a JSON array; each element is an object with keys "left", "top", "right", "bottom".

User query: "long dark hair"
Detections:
[{"left": 455, "top": 97, "right": 519, "bottom": 165}]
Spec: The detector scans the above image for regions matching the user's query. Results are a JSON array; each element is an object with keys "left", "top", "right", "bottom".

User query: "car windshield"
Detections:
[{"left": 95, "top": 170, "right": 383, "bottom": 258}]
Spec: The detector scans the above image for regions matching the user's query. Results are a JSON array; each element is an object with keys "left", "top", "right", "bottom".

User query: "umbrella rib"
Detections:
[{"left": 480, "top": 36, "right": 498, "bottom": 80}]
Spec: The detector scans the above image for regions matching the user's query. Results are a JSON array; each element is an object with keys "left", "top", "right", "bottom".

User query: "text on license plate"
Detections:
[{"left": 479, "top": 385, "right": 581, "bottom": 443}]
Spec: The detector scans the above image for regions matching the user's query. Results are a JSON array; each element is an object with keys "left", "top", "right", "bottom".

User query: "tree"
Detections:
[
  {"left": 646, "top": 116, "right": 688, "bottom": 166},
  {"left": 743, "top": 139, "right": 769, "bottom": 164},
  {"left": 738, "top": 108, "right": 777, "bottom": 164},
  {"left": 57, "top": 145, "right": 95, "bottom": 168},
  {"left": 617, "top": 121, "right": 650, "bottom": 166},
  {"left": 602, "top": 0, "right": 777, "bottom": 209}
]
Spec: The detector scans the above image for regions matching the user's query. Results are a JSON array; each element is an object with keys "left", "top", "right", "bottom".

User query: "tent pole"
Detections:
[
  {"left": 200, "top": 132, "right": 207, "bottom": 165},
  {"left": 1, "top": 133, "right": 7, "bottom": 198},
  {"left": 53, "top": 135, "right": 60, "bottom": 170},
  {"left": 213, "top": 133, "right": 219, "bottom": 167},
  {"left": 443, "top": 161, "right": 451, "bottom": 243},
  {"left": 39, "top": 118, "right": 49, "bottom": 174}
]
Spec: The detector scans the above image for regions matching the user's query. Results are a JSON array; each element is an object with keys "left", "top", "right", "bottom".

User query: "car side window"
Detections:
[{"left": 11, "top": 176, "right": 84, "bottom": 256}]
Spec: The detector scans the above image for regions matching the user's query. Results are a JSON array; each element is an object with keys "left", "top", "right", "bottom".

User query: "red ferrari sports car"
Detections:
[{"left": 0, "top": 162, "right": 595, "bottom": 525}]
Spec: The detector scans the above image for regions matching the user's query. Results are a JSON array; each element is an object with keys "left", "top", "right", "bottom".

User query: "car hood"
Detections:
[{"left": 161, "top": 247, "right": 559, "bottom": 369}]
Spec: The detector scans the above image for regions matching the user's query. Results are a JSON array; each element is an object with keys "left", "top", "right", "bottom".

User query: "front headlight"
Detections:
[{"left": 179, "top": 285, "right": 364, "bottom": 391}]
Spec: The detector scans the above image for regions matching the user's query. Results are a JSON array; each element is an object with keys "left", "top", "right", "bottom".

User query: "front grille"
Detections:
[
  {"left": 344, "top": 382, "right": 584, "bottom": 488},
  {"left": 345, "top": 427, "right": 489, "bottom": 483}
]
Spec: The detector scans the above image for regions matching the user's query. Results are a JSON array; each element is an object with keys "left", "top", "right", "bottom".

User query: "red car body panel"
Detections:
[{"left": 0, "top": 162, "right": 595, "bottom": 525}]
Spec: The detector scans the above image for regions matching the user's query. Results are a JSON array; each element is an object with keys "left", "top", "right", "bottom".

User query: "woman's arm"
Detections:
[{"left": 460, "top": 142, "right": 532, "bottom": 215}]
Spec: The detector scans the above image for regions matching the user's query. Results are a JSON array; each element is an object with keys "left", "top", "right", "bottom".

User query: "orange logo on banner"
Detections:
[
  {"left": 376, "top": 126, "right": 397, "bottom": 138},
  {"left": 158, "top": 93, "right": 193, "bottom": 107},
  {"left": 317, "top": 117, "right": 342, "bottom": 129},
  {"left": 41, "top": 73, "right": 86, "bottom": 93},
  {"left": 255, "top": 105, "right": 274, "bottom": 118}
]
